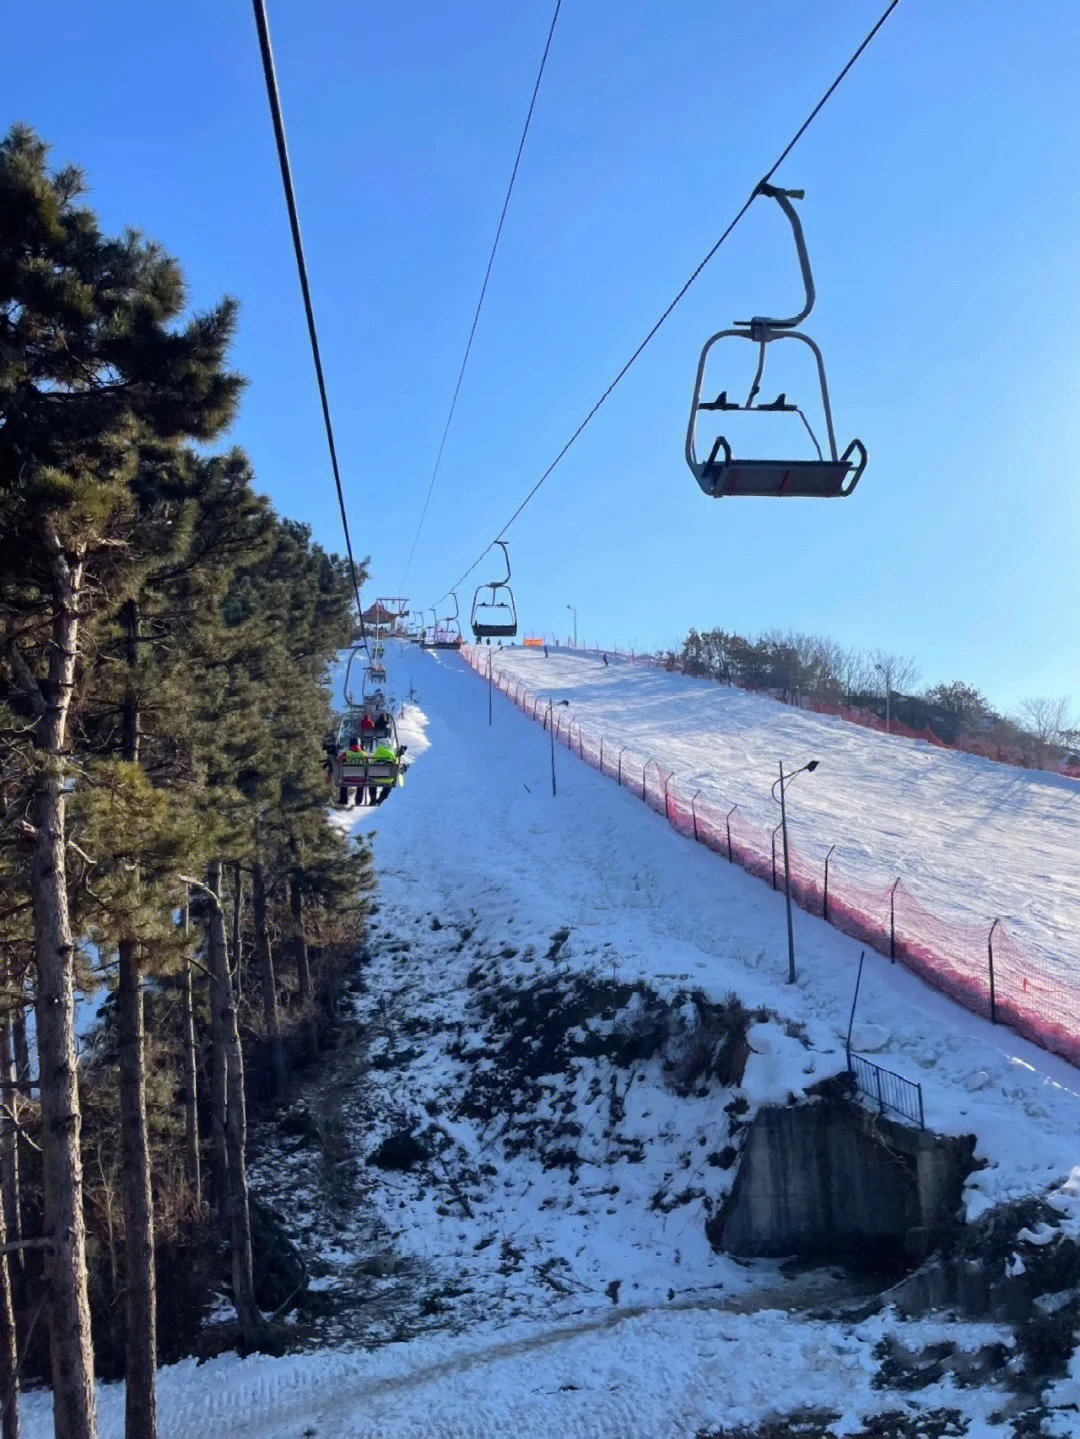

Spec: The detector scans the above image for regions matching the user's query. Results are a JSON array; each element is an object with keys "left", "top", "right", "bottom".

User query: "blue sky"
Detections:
[{"left": 6, "top": 1, "right": 1079, "bottom": 712}]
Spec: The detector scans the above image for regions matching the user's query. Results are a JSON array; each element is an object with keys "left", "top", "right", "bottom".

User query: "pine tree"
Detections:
[{"left": 0, "top": 125, "right": 241, "bottom": 1439}]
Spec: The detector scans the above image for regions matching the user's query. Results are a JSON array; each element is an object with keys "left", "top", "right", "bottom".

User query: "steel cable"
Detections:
[
  {"left": 432, "top": 0, "right": 902, "bottom": 605},
  {"left": 397, "top": 0, "right": 564, "bottom": 592}
]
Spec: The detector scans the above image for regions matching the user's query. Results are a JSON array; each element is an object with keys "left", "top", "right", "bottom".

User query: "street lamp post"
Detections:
[
  {"left": 772, "top": 759, "right": 820, "bottom": 983},
  {"left": 547, "top": 698, "right": 570, "bottom": 797},
  {"left": 567, "top": 603, "right": 577, "bottom": 648},
  {"left": 874, "top": 661, "right": 891, "bottom": 734}
]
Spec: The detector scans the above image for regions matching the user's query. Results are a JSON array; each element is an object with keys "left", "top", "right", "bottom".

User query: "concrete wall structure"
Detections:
[{"left": 710, "top": 1093, "right": 975, "bottom": 1268}]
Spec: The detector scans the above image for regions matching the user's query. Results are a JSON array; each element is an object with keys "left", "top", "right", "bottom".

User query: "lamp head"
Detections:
[{"left": 805, "top": 760, "right": 819, "bottom": 773}]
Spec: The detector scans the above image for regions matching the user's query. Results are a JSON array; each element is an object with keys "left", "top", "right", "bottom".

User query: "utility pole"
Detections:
[{"left": 772, "top": 759, "right": 819, "bottom": 983}]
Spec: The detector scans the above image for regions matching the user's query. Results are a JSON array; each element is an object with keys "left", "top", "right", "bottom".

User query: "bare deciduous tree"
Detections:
[{"left": 1018, "top": 696, "right": 1073, "bottom": 767}]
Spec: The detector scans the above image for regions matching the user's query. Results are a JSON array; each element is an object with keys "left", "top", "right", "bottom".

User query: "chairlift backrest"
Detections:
[{"left": 685, "top": 183, "right": 866, "bottom": 500}]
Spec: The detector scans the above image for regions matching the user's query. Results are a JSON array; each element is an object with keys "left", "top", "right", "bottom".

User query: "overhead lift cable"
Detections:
[
  {"left": 432, "top": 0, "right": 901, "bottom": 606},
  {"left": 397, "top": 0, "right": 564, "bottom": 592},
  {"left": 250, "top": 0, "right": 370, "bottom": 646}
]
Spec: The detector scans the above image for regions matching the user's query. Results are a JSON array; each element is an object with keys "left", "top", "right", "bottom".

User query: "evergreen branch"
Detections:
[
  {"left": 0, "top": 1236, "right": 52, "bottom": 1255},
  {"left": 178, "top": 873, "right": 219, "bottom": 907}
]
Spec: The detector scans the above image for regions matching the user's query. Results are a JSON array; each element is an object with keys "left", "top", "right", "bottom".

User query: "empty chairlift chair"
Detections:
[
  {"left": 366, "top": 631, "right": 387, "bottom": 683},
  {"left": 343, "top": 644, "right": 370, "bottom": 709},
  {"left": 470, "top": 541, "right": 518, "bottom": 643},
  {"left": 685, "top": 182, "right": 866, "bottom": 500}
]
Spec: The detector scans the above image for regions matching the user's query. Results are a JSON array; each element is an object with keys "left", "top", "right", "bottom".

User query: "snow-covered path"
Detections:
[
  {"left": 481, "top": 646, "right": 1080, "bottom": 979},
  {"left": 22, "top": 1305, "right": 1026, "bottom": 1439}
]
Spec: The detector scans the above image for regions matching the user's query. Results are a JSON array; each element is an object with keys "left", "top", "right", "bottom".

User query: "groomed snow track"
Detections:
[{"left": 463, "top": 643, "right": 1080, "bottom": 1069}]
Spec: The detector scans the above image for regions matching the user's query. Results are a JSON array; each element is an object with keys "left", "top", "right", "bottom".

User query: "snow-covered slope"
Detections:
[
  {"left": 23, "top": 641, "right": 1080, "bottom": 1439},
  {"left": 482, "top": 646, "right": 1080, "bottom": 979},
  {"left": 339, "top": 643, "right": 1080, "bottom": 1228}
]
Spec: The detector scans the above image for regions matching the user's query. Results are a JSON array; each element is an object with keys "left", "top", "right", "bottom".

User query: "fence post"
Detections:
[
  {"left": 664, "top": 775, "right": 672, "bottom": 822},
  {"left": 578, "top": 727, "right": 584, "bottom": 759},
  {"left": 618, "top": 746, "right": 628, "bottom": 786},
  {"left": 823, "top": 843, "right": 836, "bottom": 920},
  {"left": 691, "top": 789, "right": 702, "bottom": 842},
  {"left": 846, "top": 950, "right": 865, "bottom": 1060},
  {"left": 770, "top": 826, "right": 779, "bottom": 889},
  {"left": 875, "top": 1063, "right": 885, "bottom": 1116},
  {"left": 600, "top": 738, "right": 604, "bottom": 774},
  {"left": 641, "top": 759, "right": 658, "bottom": 805},
  {"left": 726, "top": 803, "right": 738, "bottom": 862},
  {"left": 987, "top": 917, "right": 1001, "bottom": 1024},
  {"left": 889, "top": 878, "right": 900, "bottom": 961}
]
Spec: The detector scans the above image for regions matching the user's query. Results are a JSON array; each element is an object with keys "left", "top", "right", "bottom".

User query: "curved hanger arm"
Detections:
[
  {"left": 490, "top": 539, "right": 511, "bottom": 587},
  {"left": 737, "top": 183, "right": 815, "bottom": 333}
]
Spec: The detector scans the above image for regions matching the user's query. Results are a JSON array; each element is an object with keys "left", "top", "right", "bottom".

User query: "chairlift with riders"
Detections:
[
  {"left": 685, "top": 182, "right": 866, "bottom": 500},
  {"left": 323, "top": 703, "right": 406, "bottom": 809},
  {"left": 429, "top": 592, "right": 465, "bottom": 650}
]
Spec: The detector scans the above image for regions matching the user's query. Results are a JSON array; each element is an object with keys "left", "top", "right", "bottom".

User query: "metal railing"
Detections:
[{"left": 847, "top": 1050, "right": 924, "bottom": 1129}]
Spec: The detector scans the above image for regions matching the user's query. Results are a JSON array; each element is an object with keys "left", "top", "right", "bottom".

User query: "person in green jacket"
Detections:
[{"left": 368, "top": 742, "right": 407, "bottom": 807}]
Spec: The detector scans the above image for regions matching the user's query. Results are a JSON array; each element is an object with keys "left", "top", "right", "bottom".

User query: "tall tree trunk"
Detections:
[
  {"left": 230, "top": 863, "right": 242, "bottom": 1003},
  {"left": 206, "top": 870, "right": 258, "bottom": 1342},
  {"left": 205, "top": 863, "right": 228, "bottom": 1211},
  {"left": 288, "top": 879, "right": 316, "bottom": 1063},
  {"left": 117, "top": 943, "right": 156, "bottom": 1439},
  {"left": 0, "top": 1018, "right": 22, "bottom": 1272},
  {"left": 180, "top": 901, "right": 200, "bottom": 1208},
  {"left": 118, "top": 598, "right": 157, "bottom": 1439},
  {"left": 252, "top": 854, "right": 285, "bottom": 1100},
  {"left": 32, "top": 775, "right": 96, "bottom": 1439},
  {"left": 0, "top": 1181, "right": 19, "bottom": 1439},
  {"left": 29, "top": 528, "right": 97, "bottom": 1439},
  {"left": 289, "top": 879, "right": 312, "bottom": 1003}
]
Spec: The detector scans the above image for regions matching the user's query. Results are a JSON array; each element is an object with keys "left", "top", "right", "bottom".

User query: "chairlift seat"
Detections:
[
  {"left": 472, "top": 621, "right": 518, "bottom": 638},
  {"left": 364, "top": 758, "right": 399, "bottom": 782},
  {"left": 693, "top": 438, "right": 866, "bottom": 499}
]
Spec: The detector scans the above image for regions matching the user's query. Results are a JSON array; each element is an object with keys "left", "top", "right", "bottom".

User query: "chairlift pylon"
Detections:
[
  {"left": 470, "top": 540, "right": 518, "bottom": 643},
  {"left": 685, "top": 183, "right": 866, "bottom": 499}
]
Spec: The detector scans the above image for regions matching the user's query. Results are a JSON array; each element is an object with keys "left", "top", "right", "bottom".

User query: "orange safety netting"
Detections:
[{"left": 461, "top": 646, "right": 1080, "bottom": 1069}]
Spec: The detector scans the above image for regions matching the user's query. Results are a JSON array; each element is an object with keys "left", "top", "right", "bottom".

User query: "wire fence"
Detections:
[{"left": 462, "top": 643, "right": 1080, "bottom": 1071}]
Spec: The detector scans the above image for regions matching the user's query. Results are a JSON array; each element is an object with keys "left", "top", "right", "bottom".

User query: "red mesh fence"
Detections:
[{"left": 461, "top": 645, "right": 1080, "bottom": 1070}]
